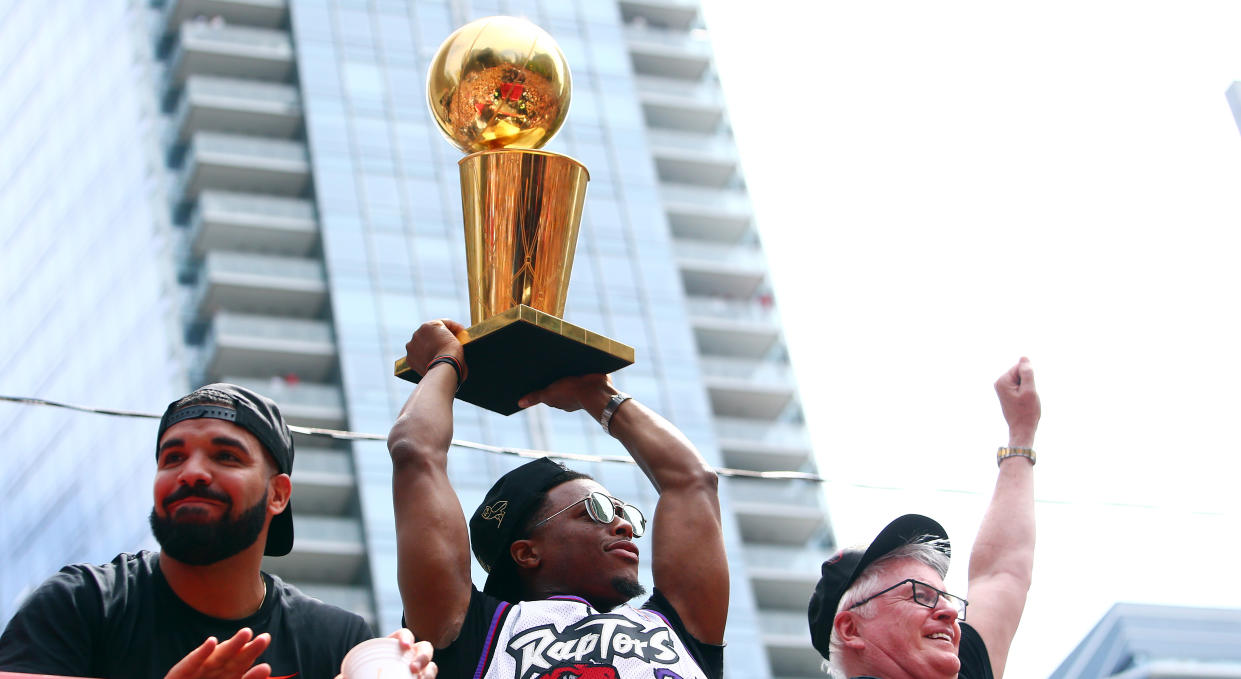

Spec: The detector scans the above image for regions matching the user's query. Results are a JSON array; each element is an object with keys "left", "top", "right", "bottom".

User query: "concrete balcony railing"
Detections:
[
  {"left": 200, "top": 312, "right": 336, "bottom": 383},
  {"left": 161, "top": 0, "right": 289, "bottom": 36},
  {"left": 646, "top": 128, "right": 737, "bottom": 156},
  {"left": 744, "top": 544, "right": 831, "bottom": 574},
  {"left": 174, "top": 132, "right": 310, "bottom": 201},
  {"left": 164, "top": 21, "right": 294, "bottom": 91},
  {"left": 292, "top": 448, "right": 356, "bottom": 516},
  {"left": 759, "top": 609, "right": 813, "bottom": 638},
  {"left": 220, "top": 376, "right": 346, "bottom": 429},
  {"left": 167, "top": 75, "right": 301, "bottom": 144},
  {"left": 713, "top": 417, "right": 811, "bottom": 448},
  {"left": 618, "top": 0, "right": 699, "bottom": 32},
  {"left": 683, "top": 296, "right": 777, "bottom": 324},
  {"left": 624, "top": 24, "right": 713, "bottom": 80},
  {"left": 264, "top": 515, "right": 366, "bottom": 585},
  {"left": 187, "top": 250, "right": 327, "bottom": 320},
  {"left": 634, "top": 74, "right": 725, "bottom": 104},
  {"left": 659, "top": 183, "right": 751, "bottom": 213},
  {"left": 727, "top": 477, "right": 823, "bottom": 508},
  {"left": 189, "top": 190, "right": 318, "bottom": 257},
  {"left": 699, "top": 356, "right": 794, "bottom": 388},
  {"left": 673, "top": 240, "right": 767, "bottom": 268}
]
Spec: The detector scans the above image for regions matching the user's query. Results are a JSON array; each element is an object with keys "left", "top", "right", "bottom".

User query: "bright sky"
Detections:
[{"left": 702, "top": 2, "right": 1241, "bottom": 677}]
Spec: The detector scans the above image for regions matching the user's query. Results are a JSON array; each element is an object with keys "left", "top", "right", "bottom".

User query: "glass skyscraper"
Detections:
[
  {"left": 1, "top": 1, "right": 832, "bottom": 676},
  {"left": 0, "top": 0, "right": 184, "bottom": 620}
]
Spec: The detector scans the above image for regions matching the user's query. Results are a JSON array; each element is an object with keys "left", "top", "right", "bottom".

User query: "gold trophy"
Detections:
[{"left": 394, "top": 16, "right": 634, "bottom": 415}]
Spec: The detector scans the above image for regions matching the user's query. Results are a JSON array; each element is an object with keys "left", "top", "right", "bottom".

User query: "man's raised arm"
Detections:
[
  {"left": 387, "top": 320, "right": 473, "bottom": 648},
  {"left": 967, "top": 357, "right": 1040, "bottom": 679},
  {"left": 519, "top": 375, "right": 728, "bottom": 644}
]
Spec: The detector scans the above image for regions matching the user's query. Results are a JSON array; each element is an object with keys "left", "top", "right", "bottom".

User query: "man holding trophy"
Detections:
[{"left": 386, "top": 17, "right": 726, "bottom": 679}]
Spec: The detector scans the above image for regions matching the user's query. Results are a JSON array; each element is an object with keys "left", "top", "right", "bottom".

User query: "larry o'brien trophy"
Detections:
[{"left": 394, "top": 16, "right": 634, "bottom": 415}]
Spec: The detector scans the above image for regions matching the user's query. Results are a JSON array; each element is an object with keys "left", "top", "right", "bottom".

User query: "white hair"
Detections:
[{"left": 820, "top": 537, "right": 951, "bottom": 678}]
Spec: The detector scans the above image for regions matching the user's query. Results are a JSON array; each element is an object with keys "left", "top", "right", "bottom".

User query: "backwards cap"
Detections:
[
  {"left": 157, "top": 383, "right": 296, "bottom": 557},
  {"left": 807, "top": 514, "right": 950, "bottom": 659}
]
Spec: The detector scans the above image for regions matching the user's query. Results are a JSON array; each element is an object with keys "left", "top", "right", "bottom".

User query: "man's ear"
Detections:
[
  {"left": 511, "top": 539, "right": 541, "bottom": 570},
  {"left": 268, "top": 474, "right": 292, "bottom": 515},
  {"left": 835, "top": 610, "right": 865, "bottom": 651}
]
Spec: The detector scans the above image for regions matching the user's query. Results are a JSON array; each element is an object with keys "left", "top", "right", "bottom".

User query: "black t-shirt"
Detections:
[
  {"left": 957, "top": 622, "right": 994, "bottom": 679},
  {"left": 0, "top": 551, "right": 372, "bottom": 679},
  {"left": 432, "top": 587, "right": 724, "bottom": 679}
]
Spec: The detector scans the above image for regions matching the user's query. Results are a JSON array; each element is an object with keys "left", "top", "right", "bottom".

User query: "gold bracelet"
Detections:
[{"left": 997, "top": 447, "right": 1036, "bottom": 466}]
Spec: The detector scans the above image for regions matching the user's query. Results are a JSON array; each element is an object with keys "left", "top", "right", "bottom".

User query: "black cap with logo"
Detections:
[
  {"left": 469, "top": 457, "right": 577, "bottom": 601},
  {"left": 156, "top": 383, "right": 296, "bottom": 557},
  {"left": 807, "top": 514, "right": 950, "bottom": 659}
]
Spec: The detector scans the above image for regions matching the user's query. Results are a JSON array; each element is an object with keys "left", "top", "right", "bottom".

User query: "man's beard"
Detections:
[
  {"left": 149, "top": 486, "right": 268, "bottom": 566},
  {"left": 611, "top": 576, "right": 647, "bottom": 602}
]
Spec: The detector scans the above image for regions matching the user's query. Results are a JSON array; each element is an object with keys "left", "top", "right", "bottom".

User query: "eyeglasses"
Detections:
[
  {"left": 531, "top": 491, "right": 646, "bottom": 538},
  {"left": 848, "top": 578, "right": 968, "bottom": 621}
]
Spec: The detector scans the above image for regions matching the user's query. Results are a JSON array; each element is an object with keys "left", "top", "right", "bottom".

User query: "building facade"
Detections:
[
  {"left": 0, "top": 0, "right": 184, "bottom": 620},
  {"left": 1050, "top": 603, "right": 1241, "bottom": 679},
  {"left": 2, "top": 0, "right": 832, "bottom": 675}
]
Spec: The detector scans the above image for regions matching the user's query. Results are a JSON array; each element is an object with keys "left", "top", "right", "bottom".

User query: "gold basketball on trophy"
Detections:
[
  {"left": 426, "top": 16, "right": 572, "bottom": 152},
  {"left": 396, "top": 16, "right": 633, "bottom": 415}
]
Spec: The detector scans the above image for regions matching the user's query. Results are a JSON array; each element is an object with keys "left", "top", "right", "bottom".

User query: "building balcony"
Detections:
[
  {"left": 731, "top": 478, "right": 826, "bottom": 545},
  {"left": 700, "top": 355, "right": 794, "bottom": 387},
  {"left": 167, "top": 75, "right": 302, "bottom": 145},
  {"left": 200, "top": 311, "right": 336, "bottom": 383},
  {"left": 188, "top": 251, "right": 327, "bottom": 321},
  {"left": 221, "top": 376, "right": 346, "bottom": 429},
  {"left": 713, "top": 415, "right": 813, "bottom": 472},
  {"left": 174, "top": 132, "right": 310, "bottom": 202},
  {"left": 744, "top": 544, "right": 830, "bottom": 610},
  {"left": 293, "top": 448, "right": 356, "bottom": 516},
  {"left": 676, "top": 241, "right": 767, "bottom": 298},
  {"left": 699, "top": 355, "right": 796, "bottom": 419},
  {"left": 189, "top": 190, "right": 318, "bottom": 257},
  {"left": 619, "top": 0, "right": 699, "bottom": 31},
  {"left": 640, "top": 90, "right": 725, "bottom": 134},
  {"left": 164, "top": 22, "right": 294, "bottom": 92},
  {"left": 263, "top": 515, "right": 365, "bottom": 584},
  {"left": 659, "top": 183, "right": 752, "bottom": 230},
  {"left": 161, "top": 0, "right": 289, "bottom": 36},
  {"left": 760, "top": 609, "right": 824, "bottom": 678},
  {"left": 647, "top": 129, "right": 738, "bottom": 187},
  {"left": 624, "top": 25, "right": 712, "bottom": 80}
]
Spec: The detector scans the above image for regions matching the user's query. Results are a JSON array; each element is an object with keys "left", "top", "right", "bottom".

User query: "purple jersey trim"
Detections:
[
  {"left": 473, "top": 600, "right": 512, "bottom": 679},
  {"left": 546, "top": 594, "right": 593, "bottom": 607},
  {"left": 643, "top": 607, "right": 675, "bottom": 629}
]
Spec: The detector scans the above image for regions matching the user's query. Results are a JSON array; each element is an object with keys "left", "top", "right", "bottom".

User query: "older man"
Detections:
[
  {"left": 0, "top": 383, "right": 436, "bottom": 679},
  {"left": 808, "top": 358, "right": 1040, "bottom": 679}
]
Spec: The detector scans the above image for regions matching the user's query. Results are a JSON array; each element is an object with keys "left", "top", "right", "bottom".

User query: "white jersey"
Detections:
[{"left": 472, "top": 594, "right": 711, "bottom": 679}]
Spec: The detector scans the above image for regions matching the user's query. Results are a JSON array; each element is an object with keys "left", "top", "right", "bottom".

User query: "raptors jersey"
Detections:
[{"left": 467, "top": 594, "right": 712, "bottom": 679}]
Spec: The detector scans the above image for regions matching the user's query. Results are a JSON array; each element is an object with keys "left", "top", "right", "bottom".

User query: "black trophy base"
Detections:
[{"left": 394, "top": 305, "right": 635, "bottom": 415}]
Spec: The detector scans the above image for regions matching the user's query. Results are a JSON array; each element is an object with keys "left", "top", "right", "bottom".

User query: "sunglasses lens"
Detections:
[
  {"left": 587, "top": 492, "right": 615, "bottom": 523},
  {"left": 621, "top": 504, "right": 646, "bottom": 537}
]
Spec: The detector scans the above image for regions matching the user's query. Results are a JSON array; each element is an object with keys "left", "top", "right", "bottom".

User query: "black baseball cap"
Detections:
[
  {"left": 807, "top": 514, "right": 950, "bottom": 659},
  {"left": 469, "top": 457, "right": 578, "bottom": 601},
  {"left": 157, "top": 383, "right": 296, "bottom": 557}
]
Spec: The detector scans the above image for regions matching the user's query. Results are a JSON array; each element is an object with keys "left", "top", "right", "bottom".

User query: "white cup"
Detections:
[{"left": 341, "top": 637, "right": 414, "bottom": 679}]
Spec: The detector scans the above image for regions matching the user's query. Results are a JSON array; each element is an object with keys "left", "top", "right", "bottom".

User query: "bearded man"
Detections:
[{"left": 0, "top": 383, "right": 435, "bottom": 679}]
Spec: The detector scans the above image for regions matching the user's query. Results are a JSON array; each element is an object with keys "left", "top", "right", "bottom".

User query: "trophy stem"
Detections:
[{"left": 460, "top": 149, "right": 589, "bottom": 325}]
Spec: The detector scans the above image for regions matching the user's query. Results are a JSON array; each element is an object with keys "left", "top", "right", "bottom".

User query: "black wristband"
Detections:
[{"left": 426, "top": 355, "right": 463, "bottom": 391}]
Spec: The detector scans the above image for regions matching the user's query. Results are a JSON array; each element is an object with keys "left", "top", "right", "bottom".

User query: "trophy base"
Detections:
[{"left": 394, "top": 305, "right": 635, "bottom": 415}]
